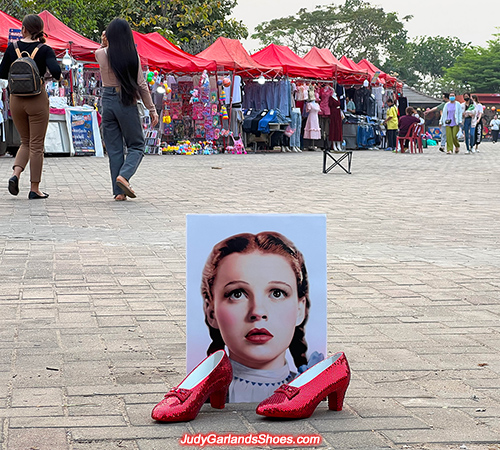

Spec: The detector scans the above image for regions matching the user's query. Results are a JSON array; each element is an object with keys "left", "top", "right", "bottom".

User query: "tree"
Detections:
[
  {"left": 0, "top": 0, "right": 120, "bottom": 41},
  {"left": 121, "top": 0, "right": 248, "bottom": 51},
  {"left": 383, "top": 36, "right": 468, "bottom": 93},
  {"left": 443, "top": 33, "right": 500, "bottom": 93},
  {"left": 251, "top": 0, "right": 411, "bottom": 62},
  {"left": 1, "top": 0, "right": 247, "bottom": 50}
]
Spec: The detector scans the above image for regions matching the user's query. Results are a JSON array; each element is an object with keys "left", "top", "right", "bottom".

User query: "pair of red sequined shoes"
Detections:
[{"left": 151, "top": 350, "right": 350, "bottom": 422}]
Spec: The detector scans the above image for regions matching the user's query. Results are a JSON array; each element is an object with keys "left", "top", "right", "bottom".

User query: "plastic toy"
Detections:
[{"left": 189, "top": 89, "right": 200, "bottom": 104}]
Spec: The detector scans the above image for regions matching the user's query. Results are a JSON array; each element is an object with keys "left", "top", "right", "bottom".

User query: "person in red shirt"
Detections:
[{"left": 398, "top": 107, "right": 421, "bottom": 150}]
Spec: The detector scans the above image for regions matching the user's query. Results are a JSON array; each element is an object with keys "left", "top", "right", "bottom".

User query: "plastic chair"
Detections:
[
  {"left": 396, "top": 122, "right": 418, "bottom": 153},
  {"left": 409, "top": 124, "right": 424, "bottom": 153}
]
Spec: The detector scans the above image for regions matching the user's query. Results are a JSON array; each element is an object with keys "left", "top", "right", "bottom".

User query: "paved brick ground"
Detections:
[{"left": 1, "top": 143, "right": 500, "bottom": 450}]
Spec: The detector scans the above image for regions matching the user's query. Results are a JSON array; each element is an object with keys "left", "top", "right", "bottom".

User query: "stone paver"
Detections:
[{"left": 1, "top": 144, "right": 500, "bottom": 449}]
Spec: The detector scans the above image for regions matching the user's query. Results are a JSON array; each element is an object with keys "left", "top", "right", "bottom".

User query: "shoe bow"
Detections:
[
  {"left": 164, "top": 387, "right": 191, "bottom": 403},
  {"left": 275, "top": 384, "right": 300, "bottom": 399}
]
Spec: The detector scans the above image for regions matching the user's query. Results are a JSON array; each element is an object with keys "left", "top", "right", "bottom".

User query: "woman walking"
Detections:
[
  {"left": 0, "top": 14, "right": 61, "bottom": 199},
  {"left": 471, "top": 95, "right": 484, "bottom": 152},
  {"left": 462, "top": 93, "right": 474, "bottom": 153},
  {"left": 95, "top": 18, "right": 158, "bottom": 201},
  {"left": 490, "top": 114, "right": 500, "bottom": 143},
  {"left": 440, "top": 91, "right": 463, "bottom": 154}
]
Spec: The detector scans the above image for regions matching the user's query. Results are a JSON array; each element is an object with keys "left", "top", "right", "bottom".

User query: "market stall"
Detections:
[
  {"left": 0, "top": 10, "right": 103, "bottom": 156},
  {"left": 193, "top": 37, "right": 283, "bottom": 152}
]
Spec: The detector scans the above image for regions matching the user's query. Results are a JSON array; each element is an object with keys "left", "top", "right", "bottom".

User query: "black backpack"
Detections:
[{"left": 8, "top": 41, "right": 44, "bottom": 96}]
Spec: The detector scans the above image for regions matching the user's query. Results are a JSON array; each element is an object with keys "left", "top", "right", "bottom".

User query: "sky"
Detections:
[{"left": 231, "top": 0, "right": 500, "bottom": 55}]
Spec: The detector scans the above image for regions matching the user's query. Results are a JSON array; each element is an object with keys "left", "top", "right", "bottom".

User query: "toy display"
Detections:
[{"left": 142, "top": 71, "right": 249, "bottom": 155}]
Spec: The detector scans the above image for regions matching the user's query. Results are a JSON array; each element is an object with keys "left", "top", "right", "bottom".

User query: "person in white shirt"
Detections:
[
  {"left": 471, "top": 95, "right": 484, "bottom": 152},
  {"left": 490, "top": 114, "right": 500, "bottom": 143}
]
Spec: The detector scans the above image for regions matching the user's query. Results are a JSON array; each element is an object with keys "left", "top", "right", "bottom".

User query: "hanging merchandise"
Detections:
[{"left": 221, "top": 105, "right": 229, "bottom": 120}]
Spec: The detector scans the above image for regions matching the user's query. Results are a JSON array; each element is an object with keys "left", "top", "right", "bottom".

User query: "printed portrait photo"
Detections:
[{"left": 186, "top": 214, "right": 327, "bottom": 403}]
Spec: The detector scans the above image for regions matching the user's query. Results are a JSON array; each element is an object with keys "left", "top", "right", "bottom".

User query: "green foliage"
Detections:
[
  {"left": 251, "top": 0, "right": 411, "bottom": 61},
  {"left": 443, "top": 34, "right": 500, "bottom": 93},
  {"left": 121, "top": 0, "right": 248, "bottom": 50},
  {"left": 383, "top": 35, "right": 468, "bottom": 94},
  {"left": 1, "top": 0, "right": 247, "bottom": 49}
]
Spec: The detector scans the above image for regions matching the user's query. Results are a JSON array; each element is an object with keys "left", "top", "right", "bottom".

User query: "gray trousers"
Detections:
[
  {"left": 102, "top": 87, "right": 145, "bottom": 196},
  {"left": 440, "top": 125, "right": 447, "bottom": 147}
]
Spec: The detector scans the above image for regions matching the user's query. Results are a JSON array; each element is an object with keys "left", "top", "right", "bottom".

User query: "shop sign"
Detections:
[{"left": 8, "top": 29, "right": 22, "bottom": 43}]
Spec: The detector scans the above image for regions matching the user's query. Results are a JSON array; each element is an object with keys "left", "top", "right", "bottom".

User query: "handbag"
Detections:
[
  {"left": 137, "top": 99, "right": 148, "bottom": 119},
  {"left": 284, "top": 125, "right": 295, "bottom": 137}
]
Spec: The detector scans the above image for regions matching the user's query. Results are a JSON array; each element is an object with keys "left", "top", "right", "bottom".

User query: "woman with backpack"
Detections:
[
  {"left": 0, "top": 14, "right": 61, "bottom": 199},
  {"left": 95, "top": 18, "right": 158, "bottom": 201}
]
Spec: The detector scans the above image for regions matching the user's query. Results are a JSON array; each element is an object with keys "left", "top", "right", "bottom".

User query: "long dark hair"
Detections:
[
  {"left": 201, "top": 231, "right": 310, "bottom": 369},
  {"left": 106, "top": 18, "right": 140, "bottom": 106},
  {"left": 23, "top": 14, "right": 46, "bottom": 43}
]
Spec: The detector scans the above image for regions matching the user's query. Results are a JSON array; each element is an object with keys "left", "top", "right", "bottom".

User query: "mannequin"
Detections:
[
  {"left": 328, "top": 91, "right": 343, "bottom": 150},
  {"left": 304, "top": 100, "right": 321, "bottom": 148}
]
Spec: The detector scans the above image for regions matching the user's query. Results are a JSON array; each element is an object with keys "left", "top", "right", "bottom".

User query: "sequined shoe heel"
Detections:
[
  {"left": 327, "top": 383, "right": 348, "bottom": 411},
  {"left": 256, "top": 352, "right": 350, "bottom": 419},
  {"left": 209, "top": 385, "right": 229, "bottom": 409},
  {"left": 151, "top": 350, "right": 232, "bottom": 422}
]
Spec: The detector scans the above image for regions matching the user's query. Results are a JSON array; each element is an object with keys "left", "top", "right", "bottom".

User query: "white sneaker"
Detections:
[
  {"left": 465, "top": 151, "right": 471, "bottom": 154},
  {"left": 471, "top": 149, "right": 476, "bottom": 153}
]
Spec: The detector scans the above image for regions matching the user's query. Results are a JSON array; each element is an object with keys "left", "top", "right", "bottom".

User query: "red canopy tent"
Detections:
[
  {"left": 339, "top": 56, "right": 368, "bottom": 75},
  {"left": 252, "top": 44, "right": 331, "bottom": 79},
  {"left": 197, "top": 37, "right": 278, "bottom": 76},
  {"left": 133, "top": 31, "right": 216, "bottom": 72},
  {"left": 38, "top": 11, "right": 99, "bottom": 61},
  {"left": 356, "top": 59, "right": 394, "bottom": 87},
  {"left": 0, "top": 10, "right": 22, "bottom": 53},
  {"left": 1, "top": 10, "right": 68, "bottom": 55},
  {"left": 303, "top": 47, "right": 368, "bottom": 84}
]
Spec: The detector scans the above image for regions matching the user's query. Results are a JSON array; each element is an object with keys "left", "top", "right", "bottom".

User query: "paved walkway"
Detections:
[{"left": 1, "top": 144, "right": 500, "bottom": 450}]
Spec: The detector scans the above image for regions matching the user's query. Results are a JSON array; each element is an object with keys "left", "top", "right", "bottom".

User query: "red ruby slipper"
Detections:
[
  {"left": 151, "top": 350, "right": 232, "bottom": 422},
  {"left": 256, "top": 352, "right": 350, "bottom": 419}
]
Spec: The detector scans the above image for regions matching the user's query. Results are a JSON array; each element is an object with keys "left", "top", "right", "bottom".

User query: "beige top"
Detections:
[{"left": 95, "top": 47, "right": 155, "bottom": 114}]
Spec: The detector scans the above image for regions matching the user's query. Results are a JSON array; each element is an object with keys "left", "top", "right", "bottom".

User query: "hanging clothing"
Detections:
[
  {"left": 336, "top": 84, "right": 346, "bottom": 110},
  {"left": 398, "top": 96, "right": 408, "bottom": 116},
  {"left": 308, "top": 84, "right": 316, "bottom": 101},
  {"left": 319, "top": 86, "right": 333, "bottom": 116},
  {"left": 304, "top": 102, "right": 321, "bottom": 140},
  {"left": 328, "top": 96, "right": 343, "bottom": 142},
  {"left": 290, "top": 107, "right": 302, "bottom": 148},
  {"left": 372, "top": 86, "right": 384, "bottom": 118},
  {"left": 296, "top": 84, "right": 308, "bottom": 101},
  {"left": 354, "top": 87, "right": 370, "bottom": 115}
]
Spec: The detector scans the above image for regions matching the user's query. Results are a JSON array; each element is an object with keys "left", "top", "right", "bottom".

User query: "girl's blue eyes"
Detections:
[{"left": 225, "top": 288, "right": 289, "bottom": 301}]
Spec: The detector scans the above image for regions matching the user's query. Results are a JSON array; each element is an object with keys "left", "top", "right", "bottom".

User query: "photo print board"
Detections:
[{"left": 186, "top": 214, "right": 327, "bottom": 402}]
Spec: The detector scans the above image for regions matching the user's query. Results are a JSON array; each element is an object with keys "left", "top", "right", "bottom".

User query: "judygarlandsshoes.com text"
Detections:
[{"left": 180, "top": 432, "right": 322, "bottom": 447}]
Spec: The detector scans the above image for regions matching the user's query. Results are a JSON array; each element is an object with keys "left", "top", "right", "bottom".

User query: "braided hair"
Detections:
[{"left": 201, "top": 231, "right": 310, "bottom": 369}]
